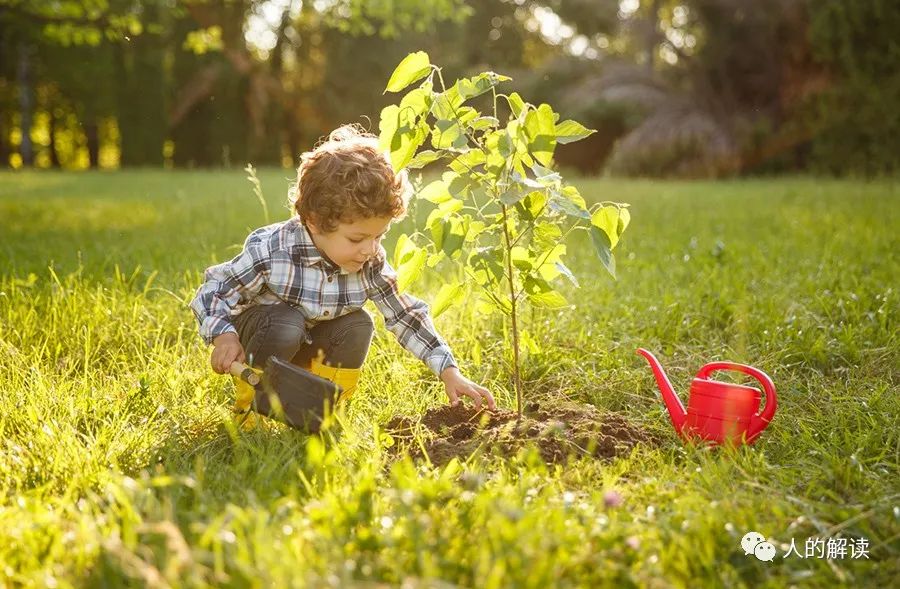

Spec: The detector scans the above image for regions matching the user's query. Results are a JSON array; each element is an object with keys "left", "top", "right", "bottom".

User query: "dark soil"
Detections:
[{"left": 384, "top": 399, "right": 658, "bottom": 466}]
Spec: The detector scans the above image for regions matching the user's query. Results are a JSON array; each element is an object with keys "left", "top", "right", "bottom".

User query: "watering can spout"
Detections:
[{"left": 636, "top": 348, "right": 687, "bottom": 432}]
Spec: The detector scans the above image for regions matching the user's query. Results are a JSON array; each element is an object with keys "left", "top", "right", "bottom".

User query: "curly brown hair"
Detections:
[{"left": 289, "top": 124, "right": 410, "bottom": 233}]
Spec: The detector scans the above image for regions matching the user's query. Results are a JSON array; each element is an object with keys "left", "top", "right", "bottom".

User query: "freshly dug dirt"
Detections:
[{"left": 384, "top": 399, "right": 657, "bottom": 466}]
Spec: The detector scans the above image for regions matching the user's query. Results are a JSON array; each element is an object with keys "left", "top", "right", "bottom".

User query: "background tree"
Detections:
[
  {"left": 1, "top": 0, "right": 897, "bottom": 175},
  {"left": 806, "top": 0, "right": 900, "bottom": 175}
]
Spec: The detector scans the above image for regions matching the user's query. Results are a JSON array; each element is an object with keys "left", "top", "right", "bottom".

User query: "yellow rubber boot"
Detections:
[
  {"left": 308, "top": 358, "right": 362, "bottom": 405},
  {"left": 232, "top": 366, "right": 264, "bottom": 430}
]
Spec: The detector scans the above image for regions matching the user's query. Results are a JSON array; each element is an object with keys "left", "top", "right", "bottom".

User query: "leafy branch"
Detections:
[{"left": 379, "top": 51, "right": 632, "bottom": 415}]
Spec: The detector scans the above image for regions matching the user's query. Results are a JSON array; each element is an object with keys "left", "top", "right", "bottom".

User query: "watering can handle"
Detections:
[{"left": 696, "top": 362, "right": 777, "bottom": 440}]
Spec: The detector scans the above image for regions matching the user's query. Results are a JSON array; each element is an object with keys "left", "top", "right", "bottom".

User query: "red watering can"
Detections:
[{"left": 636, "top": 348, "right": 777, "bottom": 445}]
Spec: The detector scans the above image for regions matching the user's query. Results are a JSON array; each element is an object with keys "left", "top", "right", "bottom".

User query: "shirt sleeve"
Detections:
[
  {"left": 189, "top": 231, "right": 271, "bottom": 345},
  {"left": 364, "top": 251, "right": 457, "bottom": 376}
]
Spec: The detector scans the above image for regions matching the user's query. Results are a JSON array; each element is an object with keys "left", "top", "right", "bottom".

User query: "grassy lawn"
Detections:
[{"left": 0, "top": 169, "right": 897, "bottom": 587}]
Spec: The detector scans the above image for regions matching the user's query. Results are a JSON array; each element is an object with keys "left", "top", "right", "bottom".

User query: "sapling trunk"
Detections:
[{"left": 500, "top": 203, "right": 523, "bottom": 416}]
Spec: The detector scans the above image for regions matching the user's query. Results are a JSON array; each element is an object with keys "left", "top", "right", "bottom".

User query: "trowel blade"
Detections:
[{"left": 253, "top": 355, "right": 342, "bottom": 433}]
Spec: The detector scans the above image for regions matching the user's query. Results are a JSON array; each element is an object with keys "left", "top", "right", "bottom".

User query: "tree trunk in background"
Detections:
[
  {"left": 250, "top": 5, "right": 291, "bottom": 166},
  {"left": 285, "top": 108, "right": 301, "bottom": 167},
  {"left": 210, "top": 0, "right": 251, "bottom": 167},
  {"left": 116, "top": 4, "right": 166, "bottom": 166},
  {"left": 48, "top": 110, "right": 61, "bottom": 167},
  {"left": 0, "top": 113, "right": 10, "bottom": 167},
  {"left": 84, "top": 119, "right": 100, "bottom": 168},
  {"left": 170, "top": 1, "right": 251, "bottom": 168},
  {"left": 170, "top": 46, "right": 223, "bottom": 167},
  {"left": 17, "top": 41, "right": 34, "bottom": 167},
  {"left": 207, "top": 71, "right": 250, "bottom": 166}
]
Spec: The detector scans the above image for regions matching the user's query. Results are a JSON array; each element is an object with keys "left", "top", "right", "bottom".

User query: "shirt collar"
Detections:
[{"left": 289, "top": 218, "right": 341, "bottom": 273}]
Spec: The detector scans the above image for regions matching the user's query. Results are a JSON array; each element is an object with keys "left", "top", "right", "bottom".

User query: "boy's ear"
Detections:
[{"left": 304, "top": 215, "right": 322, "bottom": 235}]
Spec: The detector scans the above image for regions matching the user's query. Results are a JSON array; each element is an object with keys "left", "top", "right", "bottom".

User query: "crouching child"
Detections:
[{"left": 189, "top": 124, "right": 495, "bottom": 423}]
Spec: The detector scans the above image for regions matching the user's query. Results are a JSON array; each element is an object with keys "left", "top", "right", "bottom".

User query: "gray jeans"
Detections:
[{"left": 233, "top": 303, "right": 374, "bottom": 370}]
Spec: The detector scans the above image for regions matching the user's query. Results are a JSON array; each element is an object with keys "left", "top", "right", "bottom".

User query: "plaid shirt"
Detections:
[{"left": 189, "top": 217, "right": 457, "bottom": 376}]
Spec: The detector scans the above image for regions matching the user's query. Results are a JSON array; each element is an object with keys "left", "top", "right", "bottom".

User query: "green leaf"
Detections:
[
  {"left": 469, "top": 247, "right": 505, "bottom": 286},
  {"left": 431, "top": 86, "right": 464, "bottom": 119},
  {"left": 438, "top": 198, "right": 465, "bottom": 216},
  {"left": 546, "top": 185, "right": 589, "bottom": 219},
  {"left": 617, "top": 207, "right": 631, "bottom": 236},
  {"left": 527, "top": 290, "right": 569, "bottom": 308},
  {"left": 425, "top": 198, "right": 462, "bottom": 230},
  {"left": 431, "top": 118, "right": 467, "bottom": 150},
  {"left": 398, "top": 83, "right": 433, "bottom": 119},
  {"left": 419, "top": 179, "right": 452, "bottom": 203},
  {"left": 469, "top": 116, "right": 500, "bottom": 131},
  {"left": 485, "top": 150, "right": 506, "bottom": 175},
  {"left": 384, "top": 51, "right": 431, "bottom": 93},
  {"left": 465, "top": 220, "right": 486, "bottom": 242},
  {"left": 555, "top": 119, "right": 596, "bottom": 144},
  {"left": 510, "top": 170, "right": 544, "bottom": 190},
  {"left": 441, "top": 216, "right": 466, "bottom": 258},
  {"left": 511, "top": 246, "right": 533, "bottom": 271},
  {"left": 561, "top": 185, "right": 587, "bottom": 209},
  {"left": 499, "top": 186, "right": 527, "bottom": 206},
  {"left": 407, "top": 150, "right": 444, "bottom": 169},
  {"left": 457, "top": 72, "right": 512, "bottom": 100},
  {"left": 548, "top": 193, "right": 590, "bottom": 219},
  {"left": 379, "top": 104, "right": 426, "bottom": 171},
  {"left": 535, "top": 244, "right": 567, "bottom": 281},
  {"left": 497, "top": 129, "right": 514, "bottom": 158},
  {"left": 531, "top": 162, "right": 561, "bottom": 186},
  {"left": 393, "top": 233, "right": 416, "bottom": 268},
  {"left": 396, "top": 245, "right": 427, "bottom": 291},
  {"left": 507, "top": 92, "right": 526, "bottom": 118},
  {"left": 476, "top": 291, "right": 510, "bottom": 315},
  {"left": 455, "top": 107, "right": 479, "bottom": 125},
  {"left": 483, "top": 130, "right": 507, "bottom": 174},
  {"left": 430, "top": 218, "right": 445, "bottom": 250},
  {"left": 524, "top": 103, "right": 557, "bottom": 166},
  {"left": 378, "top": 104, "right": 400, "bottom": 149},
  {"left": 515, "top": 191, "right": 547, "bottom": 221},
  {"left": 432, "top": 282, "right": 466, "bottom": 317},
  {"left": 590, "top": 226, "right": 617, "bottom": 280},
  {"left": 449, "top": 149, "right": 486, "bottom": 174},
  {"left": 554, "top": 261, "right": 579, "bottom": 287},
  {"left": 532, "top": 222, "right": 562, "bottom": 250},
  {"left": 591, "top": 205, "right": 620, "bottom": 249},
  {"left": 444, "top": 171, "right": 472, "bottom": 198},
  {"left": 523, "top": 276, "right": 568, "bottom": 308},
  {"left": 505, "top": 119, "right": 529, "bottom": 157}
]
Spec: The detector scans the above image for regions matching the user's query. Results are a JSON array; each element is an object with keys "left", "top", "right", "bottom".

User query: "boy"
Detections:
[{"left": 190, "top": 124, "right": 495, "bottom": 416}]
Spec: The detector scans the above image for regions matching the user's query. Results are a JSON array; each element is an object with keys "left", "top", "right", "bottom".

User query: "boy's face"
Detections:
[{"left": 307, "top": 215, "right": 393, "bottom": 273}]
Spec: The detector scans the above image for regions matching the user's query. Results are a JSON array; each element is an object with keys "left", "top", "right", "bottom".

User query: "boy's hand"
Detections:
[
  {"left": 211, "top": 332, "right": 246, "bottom": 374},
  {"left": 440, "top": 367, "right": 496, "bottom": 411}
]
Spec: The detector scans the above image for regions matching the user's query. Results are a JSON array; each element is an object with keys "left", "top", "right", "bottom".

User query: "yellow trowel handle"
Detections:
[{"left": 229, "top": 361, "right": 261, "bottom": 386}]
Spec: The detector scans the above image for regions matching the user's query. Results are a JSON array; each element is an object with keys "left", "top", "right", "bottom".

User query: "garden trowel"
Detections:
[{"left": 229, "top": 356, "right": 342, "bottom": 433}]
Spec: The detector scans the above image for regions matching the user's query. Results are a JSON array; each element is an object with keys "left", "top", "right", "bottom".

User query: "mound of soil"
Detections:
[{"left": 385, "top": 399, "right": 657, "bottom": 466}]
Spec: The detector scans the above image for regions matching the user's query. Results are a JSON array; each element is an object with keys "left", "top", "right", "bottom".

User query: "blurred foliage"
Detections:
[
  {"left": 807, "top": 0, "right": 900, "bottom": 176},
  {"left": 0, "top": 0, "right": 897, "bottom": 176}
]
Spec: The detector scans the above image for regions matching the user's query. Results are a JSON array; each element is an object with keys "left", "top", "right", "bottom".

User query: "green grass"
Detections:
[{"left": 0, "top": 169, "right": 897, "bottom": 587}]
